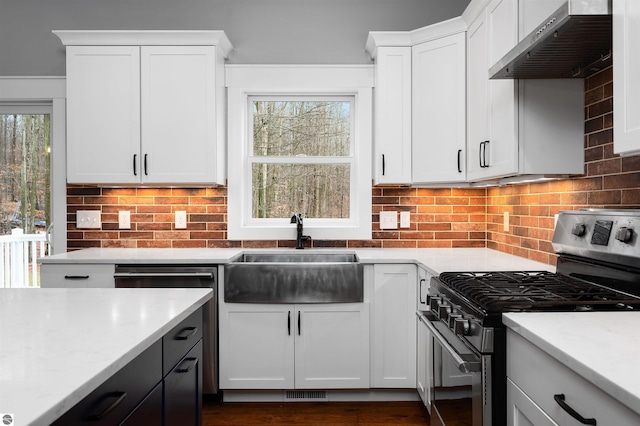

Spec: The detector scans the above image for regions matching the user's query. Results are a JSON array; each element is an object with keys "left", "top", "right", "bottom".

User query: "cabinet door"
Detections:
[
  {"left": 412, "top": 33, "right": 467, "bottom": 184},
  {"left": 614, "top": 0, "right": 640, "bottom": 156},
  {"left": 466, "top": 10, "right": 490, "bottom": 180},
  {"left": 219, "top": 303, "right": 294, "bottom": 389},
  {"left": 141, "top": 46, "right": 218, "bottom": 184},
  {"left": 66, "top": 46, "right": 141, "bottom": 184},
  {"left": 294, "top": 304, "right": 370, "bottom": 389},
  {"left": 507, "top": 378, "right": 559, "bottom": 426},
  {"left": 371, "top": 264, "right": 417, "bottom": 388},
  {"left": 164, "top": 340, "right": 202, "bottom": 426},
  {"left": 373, "top": 46, "right": 412, "bottom": 185}
]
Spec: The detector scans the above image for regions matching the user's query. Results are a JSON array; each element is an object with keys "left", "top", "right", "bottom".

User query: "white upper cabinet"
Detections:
[
  {"left": 55, "top": 31, "right": 231, "bottom": 185},
  {"left": 65, "top": 46, "right": 141, "bottom": 184},
  {"left": 465, "top": 0, "right": 584, "bottom": 182},
  {"left": 613, "top": 0, "right": 640, "bottom": 157},
  {"left": 412, "top": 26, "right": 467, "bottom": 184},
  {"left": 366, "top": 44, "right": 412, "bottom": 185}
]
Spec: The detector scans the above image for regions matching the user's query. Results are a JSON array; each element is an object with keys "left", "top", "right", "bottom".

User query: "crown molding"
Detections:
[{"left": 52, "top": 30, "right": 233, "bottom": 58}]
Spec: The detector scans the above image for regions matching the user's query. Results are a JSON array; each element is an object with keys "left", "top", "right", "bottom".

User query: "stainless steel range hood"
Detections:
[{"left": 490, "top": 0, "right": 612, "bottom": 79}]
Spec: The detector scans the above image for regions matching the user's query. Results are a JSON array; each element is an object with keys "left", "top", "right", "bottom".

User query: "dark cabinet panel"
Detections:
[{"left": 164, "top": 340, "right": 203, "bottom": 426}]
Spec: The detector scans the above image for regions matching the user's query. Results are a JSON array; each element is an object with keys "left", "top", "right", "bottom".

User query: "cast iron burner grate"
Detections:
[{"left": 438, "top": 271, "right": 640, "bottom": 312}]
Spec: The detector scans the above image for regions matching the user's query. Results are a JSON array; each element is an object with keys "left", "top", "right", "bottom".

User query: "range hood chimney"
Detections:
[{"left": 489, "top": 0, "right": 612, "bottom": 79}]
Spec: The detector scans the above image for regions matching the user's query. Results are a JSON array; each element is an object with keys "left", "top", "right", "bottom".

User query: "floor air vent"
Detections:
[{"left": 284, "top": 390, "right": 329, "bottom": 402}]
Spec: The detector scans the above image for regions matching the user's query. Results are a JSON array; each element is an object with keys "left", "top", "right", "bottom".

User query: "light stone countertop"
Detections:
[
  {"left": 37, "top": 247, "right": 555, "bottom": 274},
  {"left": 503, "top": 312, "right": 640, "bottom": 416},
  {"left": 0, "top": 288, "right": 212, "bottom": 426}
]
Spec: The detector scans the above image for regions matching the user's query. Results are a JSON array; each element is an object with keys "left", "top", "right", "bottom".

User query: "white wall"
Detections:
[{"left": 0, "top": 0, "right": 470, "bottom": 75}]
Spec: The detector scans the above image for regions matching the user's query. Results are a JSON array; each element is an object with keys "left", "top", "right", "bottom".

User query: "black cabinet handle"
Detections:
[
  {"left": 298, "top": 311, "right": 301, "bottom": 336},
  {"left": 176, "top": 357, "right": 198, "bottom": 373},
  {"left": 554, "top": 394, "right": 597, "bottom": 425},
  {"left": 480, "top": 141, "right": 490, "bottom": 168},
  {"left": 457, "top": 149, "right": 462, "bottom": 173},
  {"left": 144, "top": 154, "right": 148, "bottom": 176},
  {"left": 89, "top": 391, "right": 127, "bottom": 420},
  {"left": 419, "top": 278, "right": 426, "bottom": 304},
  {"left": 288, "top": 311, "right": 291, "bottom": 336},
  {"left": 64, "top": 275, "right": 89, "bottom": 280},
  {"left": 382, "top": 154, "right": 386, "bottom": 176},
  {"left": 479, "top": 142, "right": 483, "bottom": 168},
  {"left": 175, "top": 326, "right": 197, "bottom": 341},
  {"left": 133, "top": 154, "right": 137, "bottom": 176}
]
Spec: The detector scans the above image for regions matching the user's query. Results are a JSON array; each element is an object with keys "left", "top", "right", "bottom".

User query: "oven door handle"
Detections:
[
  {"left": 114, "top": 272, "right": 214, "bottom": 279},
  {"left": 417, "top": 312, "right": 481, "bottom": 374}
]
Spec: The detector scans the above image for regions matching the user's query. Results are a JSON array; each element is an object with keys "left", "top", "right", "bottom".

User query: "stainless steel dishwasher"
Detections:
[{"left": 114, "top": 264, "right": 218, "bottom": 395}]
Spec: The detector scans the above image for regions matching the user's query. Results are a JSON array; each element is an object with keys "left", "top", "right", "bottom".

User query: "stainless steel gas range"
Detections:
[{"left": 419, "top": 209, "right": 640, "bottom": 426}]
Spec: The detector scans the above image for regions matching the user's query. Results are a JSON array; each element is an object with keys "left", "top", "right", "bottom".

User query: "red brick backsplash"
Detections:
[
  {"left": 66, "top": 186, "right": 486, "bottom": 250},
  {"left": 66, "top": 66, "right": 640, "bottom": 266}
]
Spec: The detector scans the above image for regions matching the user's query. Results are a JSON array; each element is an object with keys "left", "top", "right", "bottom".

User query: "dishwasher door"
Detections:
[{"left": 114, "top": 265, "right": 218, "bottom": 395}]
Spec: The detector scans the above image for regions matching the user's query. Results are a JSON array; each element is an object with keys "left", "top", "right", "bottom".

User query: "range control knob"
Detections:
[
  {"left": 429, "top": 297, "right": 442, "bottom": 312},
  {"left": 616, "top": 227, "right": 634, "bottom": 244},
  {"left": 571, "top": 223, "right": 587, "bottom": 237},
  {"left": 438, "top": 304, "right": 452, "bottom": 320},
  {"left": 454, "top": 318, "right": 471, "bottom": 336},
  {"left": 448, "top": 314, "right": 462, "bottom": 329}
]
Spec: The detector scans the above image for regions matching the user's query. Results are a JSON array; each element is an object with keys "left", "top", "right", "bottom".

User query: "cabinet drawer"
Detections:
[
  {"left": 508, "top": 331, "right": 640, "bottom": 426},
  {"left": 52, "top": 340, "right": 162, "bottom": 425},
  {"left": 163, "top": 308, "right": 203, "bottom": 376},
  {"left": 41, "top": 263, "right": 115, "bottom": 288}
]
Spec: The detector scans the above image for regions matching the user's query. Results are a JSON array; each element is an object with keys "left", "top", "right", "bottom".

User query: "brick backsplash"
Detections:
[
  {"left": 66, "top": 66, "right": 640, "bottom": 265},
  {"left": 66, "top": 186, "right": 486, "bottom": 250}
]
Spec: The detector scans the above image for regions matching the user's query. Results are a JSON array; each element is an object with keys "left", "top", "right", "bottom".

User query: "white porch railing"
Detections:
[{"left": 0, "top": 230, "right": 49, "bottom": 288}]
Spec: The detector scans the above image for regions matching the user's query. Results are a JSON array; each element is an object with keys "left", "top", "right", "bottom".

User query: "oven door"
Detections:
[{"left": 418, "top": 311, "right": 484, "bottom": 426}]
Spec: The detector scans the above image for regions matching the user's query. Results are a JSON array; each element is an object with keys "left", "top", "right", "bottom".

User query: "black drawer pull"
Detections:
[
  {"left": 175, "top": 326, "right": 197, "bottom": 341},
  {"left": 64, "top": 275, "right": 89, "bottom": 279},
  {"left": 298, "top": 311, "right": 301, "bottom": 336},
  {"left": 176, "top": 357, "right": 198, "bottom": 373},
  {"left": 554, "top": 394, "right": 596, "bottom": 425},
  {"left": 288, "top": 311, "right": 291, "bottom": 336},
  {"left": 89, "top": 391, "right": 127, "bottom": 420}
]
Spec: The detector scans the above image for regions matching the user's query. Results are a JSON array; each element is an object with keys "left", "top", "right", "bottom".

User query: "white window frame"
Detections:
[
  {"left": 0, "top": 77, "right": 67, "bottom": 254},
  {"left": 226, "top": 65, "right": 373, "bottom": 241}
]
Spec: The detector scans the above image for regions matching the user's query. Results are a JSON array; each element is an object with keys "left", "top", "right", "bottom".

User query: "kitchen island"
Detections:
[{"left": 0, "top": 287, "right": 212, "bottom": 425}]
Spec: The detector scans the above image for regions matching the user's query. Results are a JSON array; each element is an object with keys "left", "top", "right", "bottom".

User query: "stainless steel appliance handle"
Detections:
[
  {"left": 113, "top": 272, "right": 214, "bottom": 279},
  {"left": 417, "top": 312, "right": 480, "bottom": 373}
]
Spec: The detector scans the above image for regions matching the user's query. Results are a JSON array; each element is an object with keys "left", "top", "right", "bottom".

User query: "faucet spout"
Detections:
[{"left": 290, "top": 213, "right": 311, "bottom": 249}]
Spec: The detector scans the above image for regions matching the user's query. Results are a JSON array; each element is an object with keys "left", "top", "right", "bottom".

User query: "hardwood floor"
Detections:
[{"left": 203, "top": 401, "right": 430, "bottom": 425}]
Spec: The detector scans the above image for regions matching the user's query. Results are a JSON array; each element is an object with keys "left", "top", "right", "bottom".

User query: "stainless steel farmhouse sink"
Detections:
[{"left": 223, "top": 251, "right": 363, "bottom": 303}]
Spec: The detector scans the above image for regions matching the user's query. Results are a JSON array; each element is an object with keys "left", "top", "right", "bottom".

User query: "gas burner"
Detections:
[{"left": 437, "top": 271, "right": 640, "bottom": 313}]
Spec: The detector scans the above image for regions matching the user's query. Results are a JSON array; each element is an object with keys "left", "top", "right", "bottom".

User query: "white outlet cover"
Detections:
[
  {"left": 118, "top": 211, "right": 131, "bottom": 229},
  {"left": 400, "top": 211, "right": 410, "bottom": 228},
  {"left": 503, "top": 211, "right": 510, "bottom": 232},
  {"left": 175, "top": 210, "right": 187, "bottom": 229},
  {"left": 379, "top": 211, "right": 398, "bottom": 230},
  {"left": 77, "top": 210, "right": 101, "bottom": 229}
]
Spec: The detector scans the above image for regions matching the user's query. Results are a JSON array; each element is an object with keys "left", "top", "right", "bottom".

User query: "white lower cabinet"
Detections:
[
  {"left": 507, "top": 330, "right": 640, "bottom": 426},
  {"left": 219, "top": 302, "right": 369, "bottom": 390},
  {"left": 40, "top": 263, "right": 115, "bottom": 288},
  {"left": 371, "top": 264, "right": 417, "bottom": 388}
]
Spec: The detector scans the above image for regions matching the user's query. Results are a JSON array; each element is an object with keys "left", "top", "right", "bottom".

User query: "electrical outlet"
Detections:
[
  {"left": 503, "top": 211, "right": 510, "bottom": 232},
  {"left": 175, "top": 211, "right": 187, "bottom": 229},
  {"left": 379, "top": 211, "right": 398, "bottom": 230},
  {"left": 77, "top": 210, "right": 101, "bottom": 229},
  {"left": 118, "top": 211, "right": 131, "bottom": 229},
  {"left": 400, "top": 211, "right": 410, "bottom": 228}
]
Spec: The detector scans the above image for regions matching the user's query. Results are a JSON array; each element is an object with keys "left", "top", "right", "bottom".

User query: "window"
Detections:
[{"left": 227, "top": 66, "right": 373, "bottom": 240}]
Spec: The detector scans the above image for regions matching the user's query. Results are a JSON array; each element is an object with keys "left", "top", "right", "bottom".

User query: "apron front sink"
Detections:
[{"left": 224, "top": 251, "right": 363, "bottom": 303}]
